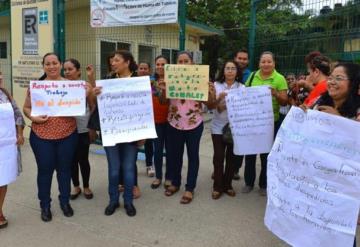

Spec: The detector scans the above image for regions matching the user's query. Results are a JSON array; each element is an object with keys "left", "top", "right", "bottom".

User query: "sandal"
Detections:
[
  {"left": 133, "top": 186, "right": 141, "bottom": 199},
  {"left": 164, "top": 186, "right": 179, "bottom": 197},
  {"left": 225, "top": 189, "right": 236, "bottom": 197},
  {"left": 0, "top": 215, "right": 8, "bottom": 229},
  {"left": 164, "top": 180, "right": 172, "bottom": 189},
  {"left": 180, "top": 191, "right": 193, "bottom": 204},
  {"left": 151, "top": 179, "right": 161, "bottom": 189},
  {"left": 70, "top": 188, "right": 82, "bottom": 200},
  {"left": 212, "top": 191, "right": 222, "bottom": 200},
  {"left": 83, "top": 188, "right": 94, "bottom": 200}
]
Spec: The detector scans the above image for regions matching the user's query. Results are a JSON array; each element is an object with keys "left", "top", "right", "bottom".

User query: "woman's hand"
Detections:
[
  {"left": 93, "top": 86, "right": 102, "bottom": 96},
  {"left": 299, "top": 104, "right": 309, "bottom": 112},
  {"left": 157, "top": 79, "right": 166, "bottom": 91},
  {"left": 317, "top": 106, "right": 341, "bottom": 116},
  {"left": 270, "top": 87, "right": 279, "bottom": 98},
  {"left": 31, "top": 115, "right": 49, "bottom": 124},
  {"left": 16, "top": 134, "right": 25, "bottom": 146},
  {"left": 218, "top": 92, "right": 227, "bottom": 101}
]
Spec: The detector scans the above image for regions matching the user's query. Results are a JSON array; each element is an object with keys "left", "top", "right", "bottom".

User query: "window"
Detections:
[
  {"left": 161, "top": 48, "right": 179, "bottom": 64},
  {"left": 100, "top": 41, "right": 131, "bottom": 78},
  {"left": 0, "top": 42, "right": 7, "bottom": 59},
  {"left": 138, "top": 45, "right": 155, "bottom": 68}
]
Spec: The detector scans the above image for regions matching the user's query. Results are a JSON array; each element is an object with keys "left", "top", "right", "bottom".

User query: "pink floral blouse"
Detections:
[{"left": 168, "top": 99, "right": 203, "bottom": 130}]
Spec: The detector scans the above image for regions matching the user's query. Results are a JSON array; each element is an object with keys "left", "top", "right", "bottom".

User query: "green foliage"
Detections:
[
  {"left": 0, "top": 0, "right": 9, "bottom": 12},
  {"left": 187, "top": 0, "right": 360, "bottom": 74}
]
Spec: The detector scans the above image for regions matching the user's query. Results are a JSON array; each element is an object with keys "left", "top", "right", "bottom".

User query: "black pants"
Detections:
[
  {"left": 71, "top": 132, "right": 91, "bottom": 188},
  {"left": 243, "top": 121, "right": 281, "bottom": 189},
  {"left": 234, "top": 155, "right": 244, "bottom": 174},
  {"left": 244, "top": 153, "right": 268, "bottom": 188},
  {"left": 166, "top": 123, "right": 204, "bottom": 192},
  {"left": 144, "top": 139, "right": 153, "bottom": 167},
  {"left": 212, "top": 134, "right": 235, "bottom": 192}
]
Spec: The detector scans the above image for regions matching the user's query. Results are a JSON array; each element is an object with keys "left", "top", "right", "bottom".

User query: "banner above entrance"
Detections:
[{"left": 90, "top": 0, "right": 178, "bottom": 27}]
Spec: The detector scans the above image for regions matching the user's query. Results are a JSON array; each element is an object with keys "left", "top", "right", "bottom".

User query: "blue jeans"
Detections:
[
  {"left": 166, "top": 123, "right": 203, "bottom": 192},
  {"left": 104, "top": 143, "right": 137, "bottom": 205},
  {"left": 154, "top": 123, "right": 169, "bottom": 180},
  {"left": 30, "top": 130, "right": 78, "bottom": 209}
]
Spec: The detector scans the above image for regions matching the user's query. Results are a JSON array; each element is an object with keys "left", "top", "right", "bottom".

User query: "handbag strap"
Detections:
[{"left": 248, "top": 72, "right": 256, "bottom": 87}]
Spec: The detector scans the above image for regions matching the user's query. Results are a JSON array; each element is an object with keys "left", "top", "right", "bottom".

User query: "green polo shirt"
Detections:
[{"left": 245, "top": 69, "right": 288, "bottom": 121}]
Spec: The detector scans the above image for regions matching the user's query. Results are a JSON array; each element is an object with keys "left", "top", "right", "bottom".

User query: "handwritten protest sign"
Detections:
[
  {"left": 226, "top": 86, "right": 274, "bottom": 155},
  {"left": 96, "top": 76, "right": 157, "bottom": 147},
  {"left": 30, "top": 80, "right": 86, "bottom": 117},
  {"left": 265, "top": 107, "right": 360, "bottom": 247},
  {"left": 0, "top": 103, "right": 18, "bottom": 187},
  {"left": 165, "top": 64, "right": 209, "bottom": 101}
]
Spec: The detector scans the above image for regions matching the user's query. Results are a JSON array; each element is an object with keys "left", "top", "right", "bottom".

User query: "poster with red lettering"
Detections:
[{"left": 30, "top": 80, "right": 86, "bottom": 117}]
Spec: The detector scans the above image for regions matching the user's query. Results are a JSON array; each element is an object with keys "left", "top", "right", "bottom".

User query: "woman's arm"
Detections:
[
  {"left": 202, "top": 82, "right": 217, "bottom": 109},
  {"left": 16, "top": 125, "right": 24, "bottom": 145},
  {"left": 85, "top": 82, "right": 96, "bottom": 112},
  {"left": 272, "top": 89, "right": 288, "bottom": 106},
  {"left": 156, "top": 79, "right": 169, "bottom": 105},
  {"left": 23, "top": 90, "right": 48, "bottom": 124},
  {"left": 86, "top": 65, "right": 96, "bottom": 88}
]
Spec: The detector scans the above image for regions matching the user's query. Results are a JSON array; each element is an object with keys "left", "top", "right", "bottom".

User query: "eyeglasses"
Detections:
[
  {"left": 327, "top": 76, "right": 349, "bottom": 84},
  {"left": 225, "top": 67, "right": 237, "bottom": 71}
]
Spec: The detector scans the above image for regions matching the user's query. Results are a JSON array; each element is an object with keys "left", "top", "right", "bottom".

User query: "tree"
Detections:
[
  {"left": 186, "top": 0, "right": 310, "bottom": 74},
  {"left": 0, "top": 0, "right": 9, "bottom": 12}
]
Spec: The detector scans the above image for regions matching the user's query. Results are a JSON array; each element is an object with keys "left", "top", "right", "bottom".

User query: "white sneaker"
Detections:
[{"left": 147, "top": 166, "right": 155, "bottom": 177}]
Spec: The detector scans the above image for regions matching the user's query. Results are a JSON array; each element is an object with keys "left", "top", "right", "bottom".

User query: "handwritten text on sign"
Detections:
[
  {"left": 265, "top": 107, "right": 360, "bottom": 247},
  {"left": 165, "top": 65, "right": 209, "bottom": 101},
  {"left": 96, "top": 76, "right": 157, "bottom": 147},
  {"left": 0, "top": 103, "right": 18, "bottom": 187},
  {"left": 226, "top": 86, "right": 274, "bottom": 155},
  {"left": 30, "top": 80, "right": 86, "bottom": 117}
]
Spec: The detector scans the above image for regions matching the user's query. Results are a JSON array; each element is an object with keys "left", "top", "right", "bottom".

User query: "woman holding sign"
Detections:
[
  {"left": 23, "top": 53, "right": 79, "bottom": 222},
  {"left": 302, "top": 63, "right": 360, "bottom": 247},
  {"left": 208, "top": 61, "right": 244, "bottom": 199},
  {"left": 92, "top": 50, "right": 142, "bottom": 217},
  {"left": 0, "top": 87, "right": 25, "bottom": 229},
  {"left": 163, "top": 51, "right": 216, "bottom": 204},
  {"left": 63, "top": 58, "right": 95, "bottom": 200},
  {"left": 242, "top": 51, "right": 288, "bottom": 196}
]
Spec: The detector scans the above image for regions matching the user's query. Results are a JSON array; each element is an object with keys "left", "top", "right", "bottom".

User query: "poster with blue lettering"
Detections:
[
  {"left": 96, "top": 76, "right": 157, "bottom": 147},
  {"left": 30, "top": 80, "right": 86, "bottom": 117},
  {"left": 265, "top": 107, "right": 360, "bottom": 247}
]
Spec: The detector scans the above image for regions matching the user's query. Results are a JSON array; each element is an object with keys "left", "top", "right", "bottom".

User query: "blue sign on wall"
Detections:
[{"left": 39, "top": 10, "right": 48, "bottom": 24}]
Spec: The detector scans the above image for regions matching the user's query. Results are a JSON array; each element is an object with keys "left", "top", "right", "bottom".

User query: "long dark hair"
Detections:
[
  {"left": 216, "top": 60, "right": 242, "bottom": 83},
  {"left": 317, "top": 63, "right": 360, "bottom": 118},
  {"left": 154, "top": 55, "right": 169, "bottom": 81},
  {"left": 114, "top": 50, "right": 138, "bottom": 73}
]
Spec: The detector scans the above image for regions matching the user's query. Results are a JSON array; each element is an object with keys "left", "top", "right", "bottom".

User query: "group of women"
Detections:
[{"left": 0, "top": 49, "right": 359, "bottom": 247}]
